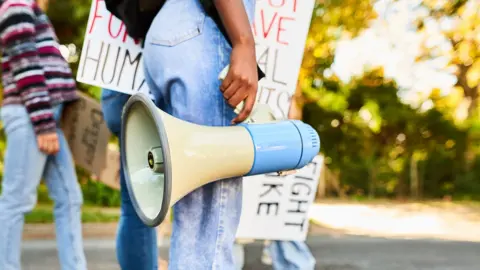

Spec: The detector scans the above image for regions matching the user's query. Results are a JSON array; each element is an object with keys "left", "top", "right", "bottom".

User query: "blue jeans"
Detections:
[
  {"left": 268, "top": 241, "right": 316, "bottom": 270},
  {"left": 100, "top": 89, "right": 158, "bottom": 270},
  {"left": 143, "top": 0, "right": 254, "bottom": 268},
  {"left": 0, "top": 104, "right": 86, "bottom": 270}
]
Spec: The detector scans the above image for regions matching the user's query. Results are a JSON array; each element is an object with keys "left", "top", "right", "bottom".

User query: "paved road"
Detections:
[{"left": 21, "top": 235, "right": 480, "bottom": 270}]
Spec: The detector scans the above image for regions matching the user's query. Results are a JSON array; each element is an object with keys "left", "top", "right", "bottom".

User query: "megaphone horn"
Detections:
[{"left": 121, "top": 79, "right": 320, "bottom": 228}]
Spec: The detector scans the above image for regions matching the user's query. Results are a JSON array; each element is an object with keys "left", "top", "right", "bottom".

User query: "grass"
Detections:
[{"left": 25, "top": 204, "right": 120, "bottom": 224}]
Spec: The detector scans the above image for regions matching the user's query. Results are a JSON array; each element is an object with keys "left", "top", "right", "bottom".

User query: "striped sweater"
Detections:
[{"left": 0, "top": 0, "right": 78, "bottom": 134}]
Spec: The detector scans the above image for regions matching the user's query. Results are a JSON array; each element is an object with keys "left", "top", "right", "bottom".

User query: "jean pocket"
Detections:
[{"left": 149, "top": 0, "right": 206, "bottom": 47}]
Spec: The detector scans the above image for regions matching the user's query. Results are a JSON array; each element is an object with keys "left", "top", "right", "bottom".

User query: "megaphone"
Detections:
[{"left": 121, "top": 71, "right": 320, "bottom": 228}]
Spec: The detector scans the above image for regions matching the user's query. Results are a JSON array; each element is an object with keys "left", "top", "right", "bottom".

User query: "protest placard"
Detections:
[
  {"left": 61, "top": 92, "right": 121, "bottom": 190},
  {"left": 60, "top": 91, "right": 111, "bottom": 176},
  {"left": 76, "top": 0, "right": 317, "bottom": 241},
  {"left": 252, "top": 0, "right": 316, "bottom": 118},
  {"left": 76, "top": 0, "right": 153, "bottom": 99},
  {"left": 236, "top": 155, "right": 323, "bottom": 241}
]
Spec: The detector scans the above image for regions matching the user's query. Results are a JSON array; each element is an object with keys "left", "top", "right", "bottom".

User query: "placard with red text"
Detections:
[
  {"left": 252, "top": 0, "right": 315, "bottom": 118},
  {"left": 76, "top": 0, "right": 153, "bottom": 98}
]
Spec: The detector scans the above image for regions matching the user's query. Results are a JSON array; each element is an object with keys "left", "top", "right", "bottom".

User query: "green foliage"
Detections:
[
  {"left": 300, "top": 0, "right": 480, "bottom": 199},
  {"left": 25, "top": 204, "right": 120, "bottom": 224}
]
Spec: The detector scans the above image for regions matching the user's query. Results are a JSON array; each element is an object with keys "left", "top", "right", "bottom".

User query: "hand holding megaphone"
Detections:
[
  {"left": 120, "top": 69, "right": 321, "bottom": 227},
  {"left": 219, "top": 65, "right": 276, "bottom": 124}
]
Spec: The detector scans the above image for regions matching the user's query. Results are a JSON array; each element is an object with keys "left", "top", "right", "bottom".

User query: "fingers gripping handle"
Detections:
[
  {"left": 218, "top": 65, "right": 276, "bottom": 124},
  {"left": 218, "top": 65, "right": 245, "bottom": 115}
]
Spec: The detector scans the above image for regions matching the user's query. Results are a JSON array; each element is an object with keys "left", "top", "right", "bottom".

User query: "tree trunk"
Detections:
[
  {"left": 410, "top": 154, "right": 419, "bottom": 199},
  {"left": 288, "top": 83, "right": 305, "bottom": 120},
  {"left": 368, "top": 162, "right": 377, "bottom": 199},
  {"left": 316, "top": 158, "right": 327, "bottom": 199}
]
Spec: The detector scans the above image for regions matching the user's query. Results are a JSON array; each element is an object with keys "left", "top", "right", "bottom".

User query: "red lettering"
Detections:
[
  {"left": 251, "top": 21, "right": 257, "bottom": 37},
  {"left": 261, "top": 10, "right": 278, "bottom": 39},
  {"left": 267, "top": 0, "right": 296, "bottom": 12},
  {"left": 268, "top": 0, "right": 285, "bottom": 8},
  {"left": 108, "top": 14, "right": 124, "bottom": 39},
  {"left": 276, "top": 16, "right": 294, "bottom": 45},
  {"left": 88, "top": 0, "right": 104, "bottom": 34}
]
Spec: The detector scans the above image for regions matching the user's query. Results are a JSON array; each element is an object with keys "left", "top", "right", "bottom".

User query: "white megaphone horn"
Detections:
[{"left": 121, "top": 65, "right": 321, "bottom": 227}]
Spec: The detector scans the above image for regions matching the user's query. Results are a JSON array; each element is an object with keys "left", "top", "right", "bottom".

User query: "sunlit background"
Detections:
[
  {"left": 0, "top": 0, "right": 479, "bottom": 216},
  {"left": 1, "top": 0, "right": 480, "bottom": 268}
]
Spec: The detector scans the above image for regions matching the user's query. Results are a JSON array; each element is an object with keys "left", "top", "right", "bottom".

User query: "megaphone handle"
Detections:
[{"left": 218, "top": 65, "right": 247, "bottom": 115}]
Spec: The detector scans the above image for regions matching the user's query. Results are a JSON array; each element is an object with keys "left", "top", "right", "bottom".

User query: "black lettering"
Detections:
[
  {"left": 257, "top": 202, "right": 279, "bottom": 216},
  {"left": 260, "top": 183, "right": 283, "bottom": 197},
  {"left": 117, "top": 49, "right": 142, "bottom": 90},
  {"left": 81, "top": 126, "right": 99, "bottom": 166},
  {"left": 136, "top": 79, "right": 146, "bottom": 92},
  {"left": 81, "top": 39, "right": 104, "bottom": 80},
  {"left": 294, "top": 175, "right": 314, "bottom": 181},
  {"left": 259, "top": 86, "right": 276, "bottom": 103},
  {"left": 272, "top": 48, "right": 287, "bottom": 85},
  {"left": 90, "top": 108, "right": 104, "bottom": 128},
  {"left": 276, "top": 90, "right": 291, "bottom": 118},
  {"left": 100, "top": 44, "right": 121, "bottom": 84},
  {"left": 257, "top": 46, "right": 269, "bottom": 78},
  {"left": 285, "top": 218, "right": 306, "bottom": 231},
  {"left": 291, "top": 182, "right": 312, "bottom": 196},
  {"left": 305, "top": 161, "right": 319, "bottom": 176},
  {"left": 287, "top": 199, "right": 308, "bottom": 214}
]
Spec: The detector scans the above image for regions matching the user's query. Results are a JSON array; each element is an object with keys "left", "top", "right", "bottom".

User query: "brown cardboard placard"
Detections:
[{"left": 61, "top": 91, "right": 120, "bottom": 189}]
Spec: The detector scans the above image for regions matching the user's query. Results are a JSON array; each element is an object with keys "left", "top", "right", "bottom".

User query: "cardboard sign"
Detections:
[
  {"left": 76, "top": 0, "right": 153, "bottom": 99},
  {"left": 61, "top": 91, "right": 111, "bottom": 175},
  {"left": 96, "top": 143, "right": 121, "bottom": 190},
  {"left": 60, "top": 91, "right": 121, "bottom": 189}
]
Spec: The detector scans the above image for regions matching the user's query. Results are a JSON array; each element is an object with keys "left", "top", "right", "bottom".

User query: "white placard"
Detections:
[
  {"left": 77, "top": 0, "right": 153, "bottom": 99},
  {"left": 252, "top": 0, "right": 316, "bottom": 118},
  {"left": 236, "top": 155, "right": 323, "bottom": 241}
]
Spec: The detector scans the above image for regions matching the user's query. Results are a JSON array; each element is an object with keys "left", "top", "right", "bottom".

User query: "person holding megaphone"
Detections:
[
  {"left": 100, "top": 0, "right": 261, "bottom": 268},
  {"left": 140, "top": 0, "right": 262, "bottom": 268}
]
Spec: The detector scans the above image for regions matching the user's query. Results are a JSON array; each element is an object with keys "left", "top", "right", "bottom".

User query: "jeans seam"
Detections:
[
  {"left": 2, "top": 121, "right": 29, "bottom": 269},
  {"left": 212, "top": 180, "right": 227, "bottom": 270},
  {"left": 51, "top": 156, "right": 82, "bottom": 269}
]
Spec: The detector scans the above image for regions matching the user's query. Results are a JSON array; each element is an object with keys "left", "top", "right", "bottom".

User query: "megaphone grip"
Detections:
[{"left": 241, "top": 120, "right": 320, "bottom": 175}]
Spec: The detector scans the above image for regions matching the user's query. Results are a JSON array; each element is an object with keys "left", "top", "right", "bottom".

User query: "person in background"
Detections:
[
  {"left": 100, "top": 88, "right": 159, "bottom": 270},
  {"left": 0, "top": 0, "right": 86, "bottom": 269}
]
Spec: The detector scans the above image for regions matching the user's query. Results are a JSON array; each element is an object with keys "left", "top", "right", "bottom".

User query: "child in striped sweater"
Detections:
[{"left": 0, "top": 1, "right": 86, "bottom": 269}]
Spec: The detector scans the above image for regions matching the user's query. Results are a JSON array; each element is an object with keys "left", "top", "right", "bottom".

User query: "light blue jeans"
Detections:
[
  {"left": 0, "top": 104, "right": 86, "bottom": 270},
  {"left": 100, "top": 89, "right": 158, "bottom": 270},
  {"left": 267, "top": 241, "right": 316, "bottom": 270},
  {"left": 143, "top": 0, "right": 254, "bottom": 268}
]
